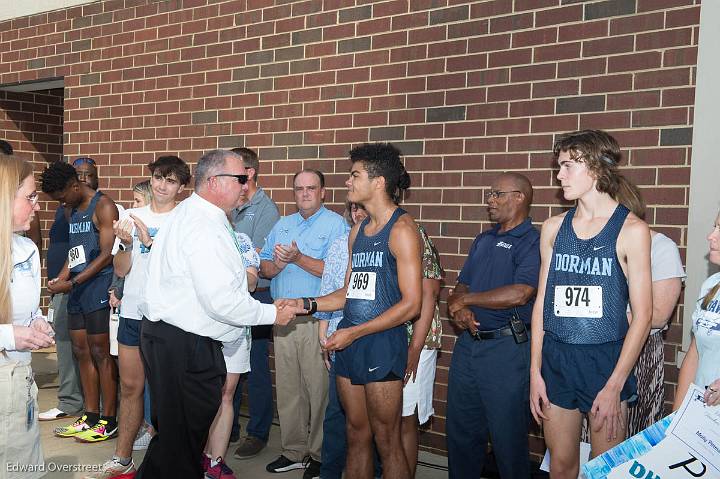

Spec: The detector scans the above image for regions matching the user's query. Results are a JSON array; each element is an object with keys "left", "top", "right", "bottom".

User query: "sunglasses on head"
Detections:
[
  {"left": 212, "top": 173, "right": 248, "bottom": 185},
  {"left": 72, "top": 157, "right": 96, "bottom": 166}
]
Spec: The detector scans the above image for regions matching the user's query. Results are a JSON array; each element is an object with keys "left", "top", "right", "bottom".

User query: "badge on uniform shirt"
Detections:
[
  {"left": 554, "top": 285, "right": 603, "bottom": 318},
  {"left": 346, "top": 271, "right": 376, "bottom": 300},
  {"left": 68, "top": 245, "right": 87, "bottom": 269}
]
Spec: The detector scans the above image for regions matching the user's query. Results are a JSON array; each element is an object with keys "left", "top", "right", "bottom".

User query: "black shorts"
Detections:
[
  {"left": 541, "top": 333, "right": 637, "bottom": 413},
  {"left": 334, "top": 320, "right": 407, "bottom": 385},
  {"left": 68, "top": 308, "right": 111, "bottom": 335}
]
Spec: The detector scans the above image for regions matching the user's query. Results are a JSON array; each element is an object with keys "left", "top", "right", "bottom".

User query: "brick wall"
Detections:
[{"left": 0, "top": 0, "right": 699, "bottom": 458}]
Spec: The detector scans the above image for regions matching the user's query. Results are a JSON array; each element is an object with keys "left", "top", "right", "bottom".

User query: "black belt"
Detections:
[{"left": 471, "top": 325, "right": 513, "bottom": 340}]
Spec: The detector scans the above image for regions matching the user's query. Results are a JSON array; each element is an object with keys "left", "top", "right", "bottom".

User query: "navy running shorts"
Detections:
[
  {"left": 541, "top": 332, "right": 637, "bottom": 413},
  {"left": 67, "top": 271, "right": 113, "bottom": 315},
  {"left": 334, "top": 319, "right": 407, "bottom": 385},
  {"left": 117, "top": 316, "right": 142, "bottom": 347}
]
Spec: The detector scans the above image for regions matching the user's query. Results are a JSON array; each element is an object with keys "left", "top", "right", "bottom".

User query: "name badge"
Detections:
[
  {"left": 346, "top": 271, "right": 376, "bottom": 301},
  {"left": 554, "top": 285, "right": 603, "bottom": 318},
  {"left": 68, "top": 245, "right": 86, "bottom": 269}
]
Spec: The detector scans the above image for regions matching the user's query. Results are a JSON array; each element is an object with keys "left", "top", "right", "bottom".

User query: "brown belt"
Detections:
[{"left": 255, "top": 287, "right": 270, "bottom": 292}]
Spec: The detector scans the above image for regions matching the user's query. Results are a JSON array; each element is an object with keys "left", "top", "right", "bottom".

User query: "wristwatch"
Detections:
[
  {"left": 302, "top": 297, "right": 318, "bottom": 315},
  {"left": 70, "top": 278, "right": 78, "bottom": 288},
  {"left": 118, "top": 241, "right": 133, "bottom": 252}
]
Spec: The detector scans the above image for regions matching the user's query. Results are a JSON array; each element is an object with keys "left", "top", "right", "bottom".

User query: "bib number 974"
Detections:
[{"left": 554, "top": 285, "right": 602, "bottom": 318}]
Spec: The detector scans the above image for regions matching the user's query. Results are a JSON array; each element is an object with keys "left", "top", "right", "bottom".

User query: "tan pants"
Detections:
[
  {"left": 274, "top": 318, "right": 328, "bottom": 462},
  {"left": 0, "top": 362, "right": 44, "bottom": 479}
]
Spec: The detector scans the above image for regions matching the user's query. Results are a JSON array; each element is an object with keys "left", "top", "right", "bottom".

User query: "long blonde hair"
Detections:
[
  {"left": 702, "top": 281, "right": 720, "bottom": 311},
  {"left": 0, "top": 155, "right": 34, "bottom": 324}
]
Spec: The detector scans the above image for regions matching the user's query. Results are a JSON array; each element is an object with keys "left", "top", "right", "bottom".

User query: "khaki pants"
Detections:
[
  {"left": 274, "top": 318, "right": 328, "bottom": 462},
  {"left": 0, "top": 362, "right": 44, "bottom": 479}
]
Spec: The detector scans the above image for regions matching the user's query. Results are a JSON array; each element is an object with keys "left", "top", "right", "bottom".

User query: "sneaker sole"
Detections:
[
  {"left": 54, "top": 430, "right": 89, "bottom": 438},
  {"left": 268, "top": 463, "right": 306, "bottom": 473},
  {"left": 39, "top": 413, "right": 70, "bottom": 421},
  {"left": 75, "top": 428, "right": 118, "bottom": 443}
]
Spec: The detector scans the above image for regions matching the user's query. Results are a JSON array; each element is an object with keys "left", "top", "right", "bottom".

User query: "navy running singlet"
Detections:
[
  {"left": 543, "top": 204, "right": 630, "bottom": 344},
  {"left": 67, "top": 191, "right": 112, "bottom": 276},
  {"left": 343, "top": 208, "right": 405, "bottom": 326}
]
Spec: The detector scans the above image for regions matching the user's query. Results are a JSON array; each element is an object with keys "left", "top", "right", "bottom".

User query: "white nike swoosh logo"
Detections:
[
  {"left": 100, "top": 299, "right": 108, "bottom": 304},
  {"left": 368, "top": 366, "right": 380, "bottom": 372},
  {"left": 373, "top": 242, "right": 381, "bottom": 246},
  {"left": 593, "top": 246, "right": 606, "bottom": 251}
]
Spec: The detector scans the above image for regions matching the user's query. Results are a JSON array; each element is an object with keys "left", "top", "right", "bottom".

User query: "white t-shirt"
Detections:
[
  {"left": 118, "top": 205, "right": 172, "bottom": 320},
  {"left": 0, "top": 235, "right": 41, "bottom": 364},
  {"left": 692, "top": 272, "right": 720, "bottom": 388},
  {"left": 649, "top": 232, "right": 686, "bottom": 333}
]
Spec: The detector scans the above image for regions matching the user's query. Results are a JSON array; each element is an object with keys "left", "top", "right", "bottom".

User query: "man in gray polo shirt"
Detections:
[{"left": 229, "top": 147, "right": 281, "bottom": 458}]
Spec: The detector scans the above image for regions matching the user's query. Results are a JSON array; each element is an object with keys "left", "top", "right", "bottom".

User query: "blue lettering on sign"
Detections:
[
  {"left": 352, "top": 251, "right": 384, "bottom": 268},
  {"left": 554, "top": 253, "right": 612, "bottom": 276},
  {"left": 69, "top": 221, "right": 92, "bottom": 234},
  {"left": 629, "top": 460, "right": 661, "bottom": 479}
]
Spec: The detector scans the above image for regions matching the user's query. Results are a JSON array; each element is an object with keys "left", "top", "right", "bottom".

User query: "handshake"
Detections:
[{"left": 272, "top": 298, "right": 311, "bottom": 326}]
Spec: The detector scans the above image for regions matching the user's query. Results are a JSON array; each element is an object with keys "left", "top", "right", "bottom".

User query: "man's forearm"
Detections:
[
  {"left": 460, "top": 284, "right": 535, "bottom": 310},
  {"left": 72, "top": 253, "right": 113, "bottom": 284},
  {"left": 294, "top": 254, "right": 324, "bottom": 277},
  {"left": 260, "top": 260, "right": 281, "bottom": 279},
  {"left": 113, "top": 250, "right": 132, "bottom": 278}
]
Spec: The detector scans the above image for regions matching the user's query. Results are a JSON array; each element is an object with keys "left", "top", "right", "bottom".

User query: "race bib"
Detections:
[
  {"left": 554, "top": 285, "right": 603, "bottom": 318},
  {"left": 346, "top": 271, "right": 376, "bottom": 300},
  {"left": 67, "top": 245, "right": 86, "bottom": 269}
]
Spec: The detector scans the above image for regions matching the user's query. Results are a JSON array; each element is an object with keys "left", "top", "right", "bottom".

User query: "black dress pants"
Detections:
[{"left": 136, "top": 318, "right": 226, "bottom": 479}]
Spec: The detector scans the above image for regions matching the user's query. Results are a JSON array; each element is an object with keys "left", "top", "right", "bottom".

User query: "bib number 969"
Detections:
[{"left": 346, "top": 271, "right": 376, "bottom": 300}]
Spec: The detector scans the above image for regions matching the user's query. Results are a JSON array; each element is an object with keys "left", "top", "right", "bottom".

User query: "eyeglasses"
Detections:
[
  {"left": 25, "top": 191, "right": 39, "bottom": 206},
  {"left": 72, "top": 157, "right": 96, "bottom": 166},
  {"left": 485, "top": 190, "right": 522, "bottom": 200},
  {"left": 212, "top": 174, "right": 248, "bottom": 185}
]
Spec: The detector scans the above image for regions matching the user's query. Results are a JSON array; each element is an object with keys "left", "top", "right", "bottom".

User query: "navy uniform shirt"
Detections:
[{"left": 457, "top": 218, "right": 540, "bottom": 330}]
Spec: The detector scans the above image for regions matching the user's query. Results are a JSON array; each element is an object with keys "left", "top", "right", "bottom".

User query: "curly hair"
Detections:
[
  {"left": 40, "top": 161, "right": 78, "bottom": 194},
  {"left": 553, "top": 130, "right": 628, "bottom": 197},
  {"left": 349, "top": 142, "right": 410, "bottom": 205}
]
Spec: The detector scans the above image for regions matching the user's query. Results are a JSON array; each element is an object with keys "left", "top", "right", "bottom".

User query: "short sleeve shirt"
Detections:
[
  {"left": 405, "top": 225, "right": 444, "bottom": 349},
  {"left": 691, "top": 272, "right": 720, "bottom": 388},
  {"left": 457, "top": 218, "right": 540, "bottom": 330}
]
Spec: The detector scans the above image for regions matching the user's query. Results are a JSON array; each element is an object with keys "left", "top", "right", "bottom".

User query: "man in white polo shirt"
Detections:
[{"left": 135, "top": 149, "right": 297, "bottom": 479}]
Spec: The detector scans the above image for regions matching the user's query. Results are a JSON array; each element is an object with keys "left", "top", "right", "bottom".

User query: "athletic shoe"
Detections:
[
  {"left": 132, "top": 427, "right": 153, "bottom": 451},
  {"left": 205, "top": 459, "right": 236, "bottom": 479},
  {"left": 39, "top": 407, "right": 71, "bottom": 421},
  {"left": 233, "top": 436, "right": 266, "bottom": 459},
  {"left": 83, "top": 457, "right": 135, "bottom": 479},
  {"left": 54, "top": 415, "right": 91, "bottom": 437},
  {"left": 302, "top": 457, "right": 321, "bottom": 479},
  {"left": 266, "top": 455, "right": 306, "bottom": 473},
  {"left": 75, "top": 420, "right": 118, "bottom": 443}
]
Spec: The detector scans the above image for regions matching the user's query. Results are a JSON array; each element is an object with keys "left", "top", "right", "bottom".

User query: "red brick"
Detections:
[
  {"left": 632, "top": 108, "right": 688, "bottom": 127},
  {"left": 533, "top": 79, "right": 579, "bottom": 99},
  {"left": 636, "top": 28, "right": 693, "bottom": 51},
  {"left": 665, "top": 6, "right": 700, "bottom": 28},
  {"left": 510, "top": 99, "right": 555, "bottom": 117},
  {"left": 534, "top": 42, "right": 580, "bottom": 62},
  {"left": 583, "top": 35, "right": 634, "bottom": 57},
  {"left": 635, "top": 68, "right": 691, "bottom": 89},
  {"left": 466, "top": 102, "right": 509, "bottom": 120},
  {"left": 558, "top": 58, "right": 607, "bottom": 78},
  {"left": 579, "top": 111, "right": 631, "bottom": 130},
  {"left": 511, "top": 63, "right": 556, "bottom": 83},
  {"left": 609, "top": 12, "right": 663, "bottom": 35},
  {"left": 608, "top": 51, "right": 661, "bottom": 73},
  {"left": 580, "top": 74, "right": 632, "bottom": 94},
  {"left": 663, "top": 47, "right": 697, "bottom": 68},
  {"left": 486, "top": 118, "right": 529, "bottom": 135},
  {"left": 487, "top": 83, "right": 531, "bottom": 102},
  {"left": 629, "top": 148, "right": 687, "bottom": 167},
  {"left": 488, "top": 47, "right": 532, "bottom": 68},
  {"left": 488, "top": 12, "right": 533, "bottom": 34},
  {"left": 508, "top": 134, "right": 553, "bottom": 152},
  {"left": 467, "top": 33, "right": 511, "bottom": 53},
  {"left": 607, "top": 91, "right": 660, "bottom": 110},
  {"left": 661, "top": 87, "right": 695, "bottom": 107},
  {"left": 530, "top": 115, "right": 579, "bottom": 133}
]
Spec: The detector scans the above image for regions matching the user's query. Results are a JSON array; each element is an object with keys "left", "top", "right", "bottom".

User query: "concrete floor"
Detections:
[{"left": 31, "top": 351, "right": 449, "bottom": 479}]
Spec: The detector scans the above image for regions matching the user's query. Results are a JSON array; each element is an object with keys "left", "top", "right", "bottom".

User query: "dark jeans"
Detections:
[
  {"left": 446, "top": 332, "right": 531, "bottom": 479},
  {"left": 231, "top": 289, "right": 274, "bottom": 442},
  {"left": 137, "top": 319, "right": 225, "bottom": 479}
]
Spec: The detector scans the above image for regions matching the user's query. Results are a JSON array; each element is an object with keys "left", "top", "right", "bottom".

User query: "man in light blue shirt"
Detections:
[{"left": 260, "top": 169, "right": 347, "bottom": 478}]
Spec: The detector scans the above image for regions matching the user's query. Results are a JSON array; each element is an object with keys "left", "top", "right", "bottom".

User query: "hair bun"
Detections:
[{"left": 397, "top": 170, "right": 411, "bottom": 190}]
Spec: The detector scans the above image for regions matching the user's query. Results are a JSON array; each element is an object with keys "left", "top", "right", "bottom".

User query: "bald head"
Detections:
[{"left": 498, "top": 172, "right": 533, "bottom": 211}]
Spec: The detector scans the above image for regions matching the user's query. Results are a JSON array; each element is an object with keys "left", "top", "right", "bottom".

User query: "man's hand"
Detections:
[
  {"left": 113, "top": 217, "right": 134, "bottom": 246},
  {"left": 274, "top": 298, "right": 307, "bottom": 315},
  {"left": 447, "top": 288, "right": 467, "bottom": 316},
  {"left": 14, "top": 325, "right": 54, "bottom": 351},
  {"left": 274, "top": 303, "right": 296, "bottom": 326},
  {"left": 274, "top": 241, "right": 302, "bottom": 264},
  {"left": 325, "top": 327, "right": 356, "bottom": 351},
  {"left": 30, "top": 317, "right": 54, "bottom": 337},
  {"left": 48, "top": 278, "right": 72, "bottom": 294},
  {"left": 130, "top": 214, "right": 153, "bottom": 248},
  {"left": 404, "top": 343, "right": 423, "bottom": 385},
  {"left": 451, "top": 307, "right": 479, "bottom": 335},
  {"left": 529, "top": 370, "right": 550, "bottom": 426},
  {"left": 590, "top": 384, "right": 623, "bottom": 442},
  {"left": 322, "top": 350, "right": 331, "bottom": 371},
  {"left": 108, "top": 289, "right": 121, "bottom": 308}
]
